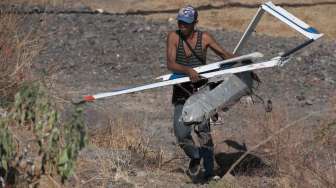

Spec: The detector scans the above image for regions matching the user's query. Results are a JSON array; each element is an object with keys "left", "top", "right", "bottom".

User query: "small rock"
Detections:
[
  {"left": 145, "top": 26, "right": 151, "bottom": 31},
  {"left": 127, "top": 169, "right": 137, "bottom": 176},
  {"left": 168, "top": 17, "right": 175, "bottom": 22},
  {"left": 305, "top": 99, "right": 313, "bottom": 105},
  {"left": 96, "top": 8, "right": 104, "bottom": 13},
  {"left": 32, "top": 6, "right": 42, "bottom": 13},
  {"left": 0, "top": 108, "right": 7, "bottom": 118},
  {"left": 116, "top": 64, "right": 122, "bottom": 70},
  {"left": 135, "top": 27, "right": 143, "bottom": 32},
  {"left": 295, "top": 95, "right": 305, "bottom": 101}
]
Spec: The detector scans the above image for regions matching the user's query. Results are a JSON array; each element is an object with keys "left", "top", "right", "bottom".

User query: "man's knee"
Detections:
[
  {"left": 178, "top": 140, "right": 200, "bottom": 159},
  {"left": 175, "top": 130, "right": 193, "bottom": 145}
]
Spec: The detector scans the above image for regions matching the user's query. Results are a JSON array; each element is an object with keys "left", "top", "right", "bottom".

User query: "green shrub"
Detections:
[{"left": 0, "top": 82, "right": 87, "bottom": 185}]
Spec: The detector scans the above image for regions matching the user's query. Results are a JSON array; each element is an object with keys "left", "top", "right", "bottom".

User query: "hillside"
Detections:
[{"left": 0, "top": 1, "right": 335, "bottom": 187}]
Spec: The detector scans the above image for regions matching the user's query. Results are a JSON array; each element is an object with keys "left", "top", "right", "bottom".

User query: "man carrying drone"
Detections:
[
  {"left": 165, "top": 2, "right": 323, "bottom": 182},
  {"left": 78, "top": 1, "right": 323, "bottom": 184},
  {"left": 166, "top": 5, "right": 254, "bottom": 181}
]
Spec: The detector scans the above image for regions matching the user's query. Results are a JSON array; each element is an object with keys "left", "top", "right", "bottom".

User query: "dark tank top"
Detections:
[{"left": 172, "top": 30, "right": 206, "bottom": 104}]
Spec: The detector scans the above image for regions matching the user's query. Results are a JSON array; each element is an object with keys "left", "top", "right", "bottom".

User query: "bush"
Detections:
[{"left": 0, "top": 82, "right": 88, "bottom": 186}]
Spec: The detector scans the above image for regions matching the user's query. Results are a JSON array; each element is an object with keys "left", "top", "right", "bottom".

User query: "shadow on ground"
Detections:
[{"left": 215, "top": 140, "right": 275, "bottom": 177}]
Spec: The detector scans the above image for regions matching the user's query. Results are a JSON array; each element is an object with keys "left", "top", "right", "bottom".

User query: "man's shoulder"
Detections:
[
  {"left": 168, "top": 30, "right": 179, "bottom": 37},
  {"left": 167, "top": 31, "right": 180, "bottom": 44},
  {"left": 201, "top": 31, "right": 215, "bottom": 44},
  {"left": 201, "top": 31, "right": 211, "bottom": 39}
]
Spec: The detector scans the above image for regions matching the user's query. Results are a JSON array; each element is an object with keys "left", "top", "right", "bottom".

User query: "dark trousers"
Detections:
[{"left": 173, "top": 103, "right": 214, "bottom": 176}]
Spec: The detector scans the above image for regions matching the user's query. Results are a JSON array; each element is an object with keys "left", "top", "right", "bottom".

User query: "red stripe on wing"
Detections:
[{"left": 84, "top": 95, "right": 95, "bottom": 102}]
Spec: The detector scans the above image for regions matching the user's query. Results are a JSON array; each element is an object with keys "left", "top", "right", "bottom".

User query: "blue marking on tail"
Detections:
[
  {"left": 265, "top": 3, "right": 320, "bottom": 35},
  {"left": 306, "top": 27, "right": 319, "bottom": 34}
]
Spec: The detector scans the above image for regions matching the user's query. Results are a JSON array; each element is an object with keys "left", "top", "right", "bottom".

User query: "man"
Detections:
[{"left": 166, "top": 5, "right": 235, "bottom": 181}]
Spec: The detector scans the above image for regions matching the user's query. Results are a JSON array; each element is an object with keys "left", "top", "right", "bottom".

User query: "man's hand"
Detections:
[{"left": 187, "top": 68, "right": 200, "bottom": 83}]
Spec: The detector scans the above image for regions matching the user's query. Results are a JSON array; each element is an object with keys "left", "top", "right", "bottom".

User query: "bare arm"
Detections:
[
  {"left": 166, "top": 31, "right": 200, "bottom": 82},
  {"left": 204, "top": 32, "right": 235, "bottom": 59}
]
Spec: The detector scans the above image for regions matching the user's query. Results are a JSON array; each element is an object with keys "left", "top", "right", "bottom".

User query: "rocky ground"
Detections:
[{"left": 2, "top": 1, "right": 336, "bottom": 187}]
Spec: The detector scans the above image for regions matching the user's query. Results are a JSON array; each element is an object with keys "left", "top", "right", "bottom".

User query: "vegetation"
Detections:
[
  {"left": 0, "top": 6, "right": 87, "bottom": 186},
  {"left": 0, "top": 82, "right": 87, "bottom": 186}
]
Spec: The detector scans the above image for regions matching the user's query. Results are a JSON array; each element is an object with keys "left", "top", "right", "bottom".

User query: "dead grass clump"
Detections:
[
  {"left": 90, "top": 116, "right": 164, "bottom": 170},
  {"left": 77, "top": 116, "right": 165, "bottom": 187},
  {"left": 0, "top": 12, "right": 42, "bottom": 106},
  {"left": 91, "top": 117, "right": 142, "bottom": 150}
]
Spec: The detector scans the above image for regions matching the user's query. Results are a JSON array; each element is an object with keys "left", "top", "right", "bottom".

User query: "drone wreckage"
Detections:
[{"left": 75, "top": 1, "right": 323, "bottom": 124}]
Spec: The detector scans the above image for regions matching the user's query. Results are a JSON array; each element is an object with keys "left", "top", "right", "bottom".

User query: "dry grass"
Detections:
[
  {"left": 228, "top": 99, "right": 336, "bottom": 187},
  {"left": 211, "top": 98, "right": 336, "bottom": 187},
  {"left": 147, "top": 4, "right": 335, "bottom": 39},
  {"left": 77, "top": 115, "right": 166, "bottom": 187},
  {"left": 90, "top": 116, "right": 165, "bottom": 169},
  {"left": 86, "top": 98, "right": 335, "bottom": 187},
  {"left": 82, "top": 0, "right": 328, "bottom": 12},
  {"left": 75, "top": 153, "right": 131, "bottom": 188},
  {"left": 0, "top": 0, "right": 66, "bottom": 6},
  {"left": 0, "top": 11, "right": 42, "bottom": 106},
  {"left": 90, "top": 117, "right": 143, "bottom": 150},
  {"left": 81, "top": 0, "right": 336, "bottom": 39}
]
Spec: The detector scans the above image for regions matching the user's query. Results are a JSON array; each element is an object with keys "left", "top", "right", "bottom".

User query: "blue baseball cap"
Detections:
[{"left": 176, "top": 6, "right": 198, "bottom": 24}]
